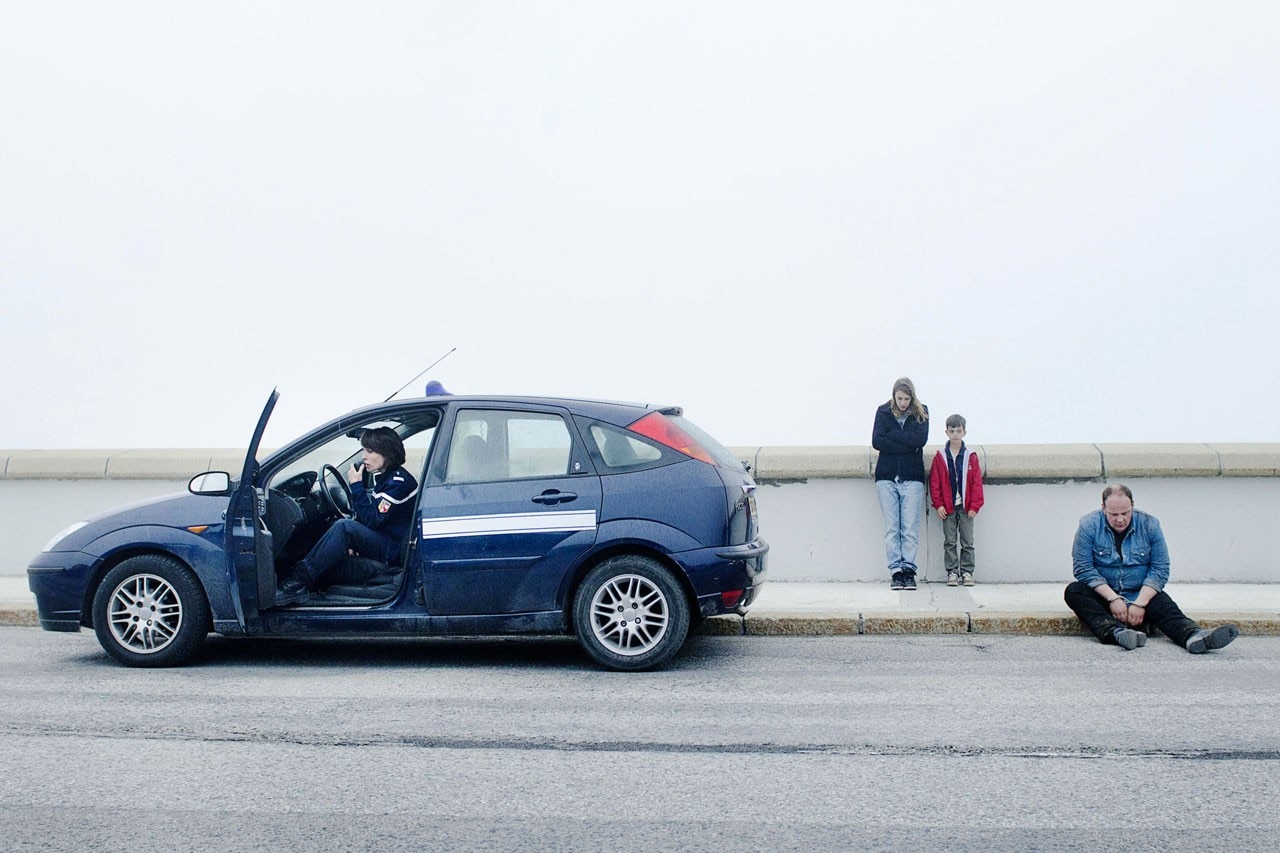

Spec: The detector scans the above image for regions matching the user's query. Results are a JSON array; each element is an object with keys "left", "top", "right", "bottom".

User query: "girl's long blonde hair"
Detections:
[{"left": 886, "top": 377, "right": 927, "bottom": 423}]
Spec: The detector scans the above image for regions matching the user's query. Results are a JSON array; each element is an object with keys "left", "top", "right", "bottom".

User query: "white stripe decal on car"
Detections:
[{"left": 421, "top": 510, "right": 598, "bottom": 539}]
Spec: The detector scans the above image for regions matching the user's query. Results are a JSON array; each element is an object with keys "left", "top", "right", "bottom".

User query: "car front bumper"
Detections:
[{"left": 27, "top": 552, "right": 96, "bottom": 632}]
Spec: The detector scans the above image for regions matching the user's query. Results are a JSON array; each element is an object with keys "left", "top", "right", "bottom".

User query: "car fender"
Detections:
[
  {"left": 557, "top": 517, "right": 703, "bottom": 612},
  {"left": 81, "top": 525, "right": 238, "bottom": 628},
  {"left": 593, "top": 517, "right": 703, "bottom": 556}
]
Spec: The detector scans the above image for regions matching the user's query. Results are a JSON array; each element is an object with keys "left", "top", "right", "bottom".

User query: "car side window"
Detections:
[
  {"left": 267, "top": 415, "right": 439, "bottom": 490},
  {"left": 445, "top": 409, "right": 573, "bottom": 483},
  {"left": 586, "top": 422, "right": 666, "bottom": 472}
]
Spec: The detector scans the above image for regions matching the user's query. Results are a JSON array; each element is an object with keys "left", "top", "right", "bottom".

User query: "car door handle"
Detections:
[{"left": 532, "top": 490, "right": 577, "bottom": 505}]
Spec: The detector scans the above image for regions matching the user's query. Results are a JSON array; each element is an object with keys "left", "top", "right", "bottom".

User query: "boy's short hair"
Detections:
[{"left": 945, "top": 414, "right": 966, "bottom": 430}]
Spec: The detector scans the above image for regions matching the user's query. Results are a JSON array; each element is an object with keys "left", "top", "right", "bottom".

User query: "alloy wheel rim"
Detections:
[
  {"left": 589, "top": 573, "right": 669, "bottom": 656},
  {"left": 107, "top": 573, "right": 183, "bottom": 654}
]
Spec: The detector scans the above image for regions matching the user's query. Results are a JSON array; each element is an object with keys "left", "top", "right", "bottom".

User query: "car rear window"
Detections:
[{"left": 664, "top": 415, "right": 746, "bottom": 472}]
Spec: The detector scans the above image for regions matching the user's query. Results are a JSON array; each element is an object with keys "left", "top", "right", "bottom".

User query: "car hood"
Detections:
[{"left": 50, "top": 491, "right": 230, "bottom": 553}]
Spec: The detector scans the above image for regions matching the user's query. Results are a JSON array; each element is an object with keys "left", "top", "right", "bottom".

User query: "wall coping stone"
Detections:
[
  {"left": 979, "top": 444, "right": 1101, "bottom": 480},
  {"left": 3, "top": 444, "right": 1279, "bottom": 481},
  {"left": 1195, "top": 443, "right": 1280, "bottom": 477},
  {"left": 3, "top": 450, "right": 129, "bottom": 480},
  {"left": 1097, "top": 443, "right": 1221, "bottom": 478},
  {"left": 1, "top": 449, "right": 269, "bottom": 480}
]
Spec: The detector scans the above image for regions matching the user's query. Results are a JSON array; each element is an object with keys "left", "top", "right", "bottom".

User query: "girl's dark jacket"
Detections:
[{"left": 871, "top": 403, "right": 930, "bottom": 483}]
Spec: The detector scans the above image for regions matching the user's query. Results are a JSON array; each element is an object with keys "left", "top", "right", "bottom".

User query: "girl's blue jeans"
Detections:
[{"left": 876, "top": 479, "right": 924, "bottom": 574}]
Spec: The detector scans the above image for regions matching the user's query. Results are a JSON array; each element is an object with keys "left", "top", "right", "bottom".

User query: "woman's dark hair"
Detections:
[{"left": 360, "top": 426, "right": 406, "bottom": 470}]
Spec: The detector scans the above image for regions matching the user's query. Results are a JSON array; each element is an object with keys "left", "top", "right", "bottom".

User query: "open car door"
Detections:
[{"left": 225, "top": 388, "right": 280, "bottom": 628}]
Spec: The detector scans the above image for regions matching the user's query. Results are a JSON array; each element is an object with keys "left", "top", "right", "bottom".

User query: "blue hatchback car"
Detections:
[{"left": 28, "top": 391, "right": 767, "bottom": 670}]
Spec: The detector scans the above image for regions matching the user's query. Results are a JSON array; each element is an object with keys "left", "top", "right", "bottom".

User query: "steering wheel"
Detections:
[{"left": 318, "top": 464, "right": 355, "bottom": 519}]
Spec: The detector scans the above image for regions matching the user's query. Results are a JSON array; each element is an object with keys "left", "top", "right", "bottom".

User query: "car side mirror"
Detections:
[{"left": 189, "top": 471, "right": 232, "bottom": 496}]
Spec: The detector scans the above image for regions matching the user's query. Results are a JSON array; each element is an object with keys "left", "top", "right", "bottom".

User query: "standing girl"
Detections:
[{"left": 872, "top": 377, "right": 930, "bottom": 590}]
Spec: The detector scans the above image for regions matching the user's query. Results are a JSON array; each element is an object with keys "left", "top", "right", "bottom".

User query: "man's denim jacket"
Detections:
[{"left": 1071, "top": 508, "right": 1170, "bottom": 599}]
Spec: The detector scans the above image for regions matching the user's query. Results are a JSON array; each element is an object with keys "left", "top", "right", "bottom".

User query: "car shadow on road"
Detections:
[
  {"left": 60, "top": 631, "right": 746, "bottom": 672},
  {"left": 194, "top": 635, "right": 593, "bottom": 669}
]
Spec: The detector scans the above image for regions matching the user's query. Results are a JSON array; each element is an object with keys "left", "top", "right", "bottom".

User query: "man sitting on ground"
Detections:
[{"left": 1064, "top": 484, "right": 1239, "bottom": 653}]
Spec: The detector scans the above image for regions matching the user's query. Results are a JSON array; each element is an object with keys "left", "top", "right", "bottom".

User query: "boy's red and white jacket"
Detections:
[{"left": 929, "top": 446, "right": 985, "bottom": 514}]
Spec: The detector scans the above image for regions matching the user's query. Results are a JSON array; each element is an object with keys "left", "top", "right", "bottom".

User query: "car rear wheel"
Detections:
[
  {"left": 572, "top": 555, "right": 690, "bottom": 671},
  {"left": 92, "top": 555, "right": 210, "bottom": 668}
]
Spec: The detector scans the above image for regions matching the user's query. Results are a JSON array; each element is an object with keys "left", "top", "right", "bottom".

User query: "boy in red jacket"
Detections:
[{"left": 929, "top": 414, "right": 985, "bottom": 586}]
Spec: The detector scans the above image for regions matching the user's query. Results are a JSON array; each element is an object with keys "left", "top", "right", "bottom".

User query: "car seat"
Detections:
[
  {"left": 319, "top": 555, "right": 403, "bottom": 603},
  {"left": 450, "top": 433, "right": 502, "bottom": 482}
]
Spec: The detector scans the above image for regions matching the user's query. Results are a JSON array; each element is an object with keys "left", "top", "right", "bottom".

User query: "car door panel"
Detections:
[
  {"left": 419, "top": 406, "right": 601, "bottom": 616},
  {"left": 422, "top": 478, "right": 600, "bottom": 615},
  {"left": 227, "top": 389, "right": 279, "bottom": 627}
]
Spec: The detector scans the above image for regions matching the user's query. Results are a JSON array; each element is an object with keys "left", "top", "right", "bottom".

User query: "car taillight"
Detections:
[
  {"left": 627, "top": 412, "right": 716, "bottom": 465},
  {"left": 721, "top": 589, "right": 745, "bottom": 608}
]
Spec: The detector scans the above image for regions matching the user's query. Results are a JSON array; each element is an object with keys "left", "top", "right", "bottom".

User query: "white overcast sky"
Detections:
[{"left": 2, "top": 2, "right": 1277, "bottom": 451}]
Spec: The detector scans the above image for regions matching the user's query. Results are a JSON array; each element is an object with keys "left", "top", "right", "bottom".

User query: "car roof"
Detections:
[
  {"left": 255, "top": 393, "right": 688, "bottom": 483},
  {"left": 343, "top": 394, "right": 680, "bottom": 426}
]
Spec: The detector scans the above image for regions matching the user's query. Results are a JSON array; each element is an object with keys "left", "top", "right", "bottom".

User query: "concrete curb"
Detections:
[
  {"left": 4, "top": 600, "right": 1277, "bottom": 636},
  {"left": 0, "top": 608, "right": 39, "bottom": 627},
  {"left": 696, "top": 611, "right": 1280, "bottom": 637}
]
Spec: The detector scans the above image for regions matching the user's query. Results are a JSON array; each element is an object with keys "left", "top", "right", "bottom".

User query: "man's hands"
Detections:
[
  {"left": 1107, "top": 596, "right": 1147, "bottom": 626},
  {"left": 1124, "top": 602, "right": 1147, "bottom": 627},
  {"left": 1107, "top": 597, "right": 1129, "bottom": 622}
]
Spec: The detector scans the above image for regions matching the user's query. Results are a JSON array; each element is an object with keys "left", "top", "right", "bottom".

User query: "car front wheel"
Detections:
[
  {"left": 572, "top": 556, "right": 690, "bottom": 671},
  {"left": 92, "top": 555, "right": 211, "bottom": 668}
]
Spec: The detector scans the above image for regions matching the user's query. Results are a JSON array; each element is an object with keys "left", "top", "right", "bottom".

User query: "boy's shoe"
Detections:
[
  {"left": 890, "top": 571, "right": 905, "bottom": 591},
  {"left": 946, "top": 571, "right": 960, "bottom": 587},
  {"left": 901, "top": 572, "right": 917, "bottom": 591},
  {"left": 1186, "top": 624, "right": 1239, "bottom": 654},
  {"left": 962, "top": 572, "right": 975, "bottom": 587},
  {"left": 1113, "top": 627, "right": 1147, "bottom": 651}
]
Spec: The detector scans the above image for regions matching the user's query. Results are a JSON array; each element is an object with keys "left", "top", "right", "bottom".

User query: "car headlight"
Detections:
[{"left": 44, "top": 521, "right": 88, "bottom": 552}]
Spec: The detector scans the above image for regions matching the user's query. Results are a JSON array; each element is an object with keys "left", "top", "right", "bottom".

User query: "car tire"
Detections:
[
  {"left": 92, "top": 555, "right": 211, "bottom": 668},
  {"left": 572, "top": 555, "right": 690, "bottom": 671}
]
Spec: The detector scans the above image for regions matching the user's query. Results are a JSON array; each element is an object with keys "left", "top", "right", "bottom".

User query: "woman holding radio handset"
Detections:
[{"left": 275, "top": 426, "right": 420, "bottom": 605}]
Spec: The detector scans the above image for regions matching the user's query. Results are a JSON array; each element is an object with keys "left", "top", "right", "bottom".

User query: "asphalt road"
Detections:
[{"left": 2, "top": 628, "right": 1278, "bottom": 851}]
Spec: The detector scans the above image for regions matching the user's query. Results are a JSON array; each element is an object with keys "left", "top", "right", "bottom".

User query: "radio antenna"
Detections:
[{"left": 383, "top": 347, "right": 456, "bottom": 402}]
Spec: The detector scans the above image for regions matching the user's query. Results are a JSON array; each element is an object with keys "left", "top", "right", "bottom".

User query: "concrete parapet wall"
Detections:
[
  {"left": 731, "top": 443, "right": 1280, "bottom": 481},
  {"left": 3, "top": 444, "right": 1278, "bottom": 583},
  {"left": 6, "top": 443, "right": 1280, "bottom": 482},
  {"left": 2, "top": 449, "right": 254, "bottom": 480}
]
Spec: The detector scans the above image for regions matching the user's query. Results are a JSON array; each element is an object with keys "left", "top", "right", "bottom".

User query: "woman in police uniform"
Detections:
[{"left": 275, "top": 426, "right": 419, "bottom": 605}]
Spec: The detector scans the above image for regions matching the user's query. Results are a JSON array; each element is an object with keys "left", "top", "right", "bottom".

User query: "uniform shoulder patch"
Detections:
[{"left": 378, "top": 499, "right": 391, "bottom": 514}]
